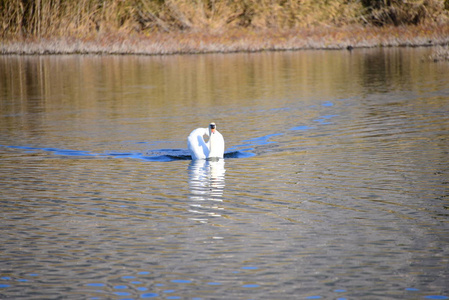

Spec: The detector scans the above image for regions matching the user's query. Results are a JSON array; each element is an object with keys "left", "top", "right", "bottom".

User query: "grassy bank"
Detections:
[
  {"left": 2, "top": 25, "right": 449, "bottom": 55},
  {"left": 1, "top": 0, "right": 449, "bottom": 55}
]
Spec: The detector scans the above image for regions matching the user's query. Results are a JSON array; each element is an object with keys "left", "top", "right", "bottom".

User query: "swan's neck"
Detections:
[
  {"left": 208, "top": 132, "right": 222, "bottom": 158},
  {"left": 208, "top": 132, "right": 213, "bottom": 151}
]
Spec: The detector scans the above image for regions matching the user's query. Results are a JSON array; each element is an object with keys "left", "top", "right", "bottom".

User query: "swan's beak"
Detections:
[{"left": 209, "top": 123, "right": 216, "bottom": 134}]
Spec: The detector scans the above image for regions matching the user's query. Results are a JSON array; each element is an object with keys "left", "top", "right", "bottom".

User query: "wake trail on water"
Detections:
[
  {"left": 0, "top": 145, "right": 254, "bottom": 162},
  {"left": 0, "top": 99, "right": 345, "bottom": 162}
]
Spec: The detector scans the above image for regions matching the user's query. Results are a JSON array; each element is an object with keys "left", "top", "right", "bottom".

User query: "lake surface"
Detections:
[{"left": 1, "top": 48, "right": 448, "bottom": 299}]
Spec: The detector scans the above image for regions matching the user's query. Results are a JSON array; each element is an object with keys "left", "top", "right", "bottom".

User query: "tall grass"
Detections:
[
  {"left": 361, "top": 0, "right": 449, "bottom": 26},
  {"left": 0, "top": 0, "right": 138, "bottom": 37},
  {"left": 1, "top": 0, "right": 448, "bottom": 55},
  {"left": 2, "top": 0, "right": 448, "bottom": 38}
]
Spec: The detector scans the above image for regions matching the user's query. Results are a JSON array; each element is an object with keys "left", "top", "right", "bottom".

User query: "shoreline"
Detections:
[{"left": 2, "top": 25, "right": 449, "bottom": 56}]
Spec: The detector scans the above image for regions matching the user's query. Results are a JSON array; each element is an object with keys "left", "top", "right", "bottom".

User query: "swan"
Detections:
[{"left": 187, "top": 122, "right": 224, "bottom": 160}]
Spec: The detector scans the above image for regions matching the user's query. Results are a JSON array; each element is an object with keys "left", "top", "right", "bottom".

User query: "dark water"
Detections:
[{"left": 0, "top": 48, "right": 448, "bottom": 299}]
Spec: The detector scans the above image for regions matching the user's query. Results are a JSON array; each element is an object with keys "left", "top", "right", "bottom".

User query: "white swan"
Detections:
[{"left": 187, "top": 122, "right": 224, "bottom": 160}]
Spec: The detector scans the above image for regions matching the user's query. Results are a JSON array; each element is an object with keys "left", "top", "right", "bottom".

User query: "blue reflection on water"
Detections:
[
  {"left": 0, "top": 144, "right": 254, "bottom": 161},
  {"left": 290, "top": 125, "right": 313, "bottom": 131},
  {"left": 86, "top": 283, "right": 105, "bottom": 287},
  {"left": 320, "top": 114, "right": 339, "bottom": 119},
  {"left": 313, "top": 114, "right": 339, "bottom": 125},
  {"left": 171, "top": 279, "right": 192, "bottom": 283},
  {"left": 4, "top": 269, "right": 448, "bottom": 300},
  {"left": 141, "top": 293, "right": 159, "bottom": 298},
  {"left": 239, "top": 133, "right": 283, "bottom": 147},
  {"left": 114, "top": 285, "right": 128, "bottom": 289},
  {"left": 241, "top": 266, "right": 258, "bottom": 270},
  {"left": 138, "top": 272, "right": 150, "bottom": 275},
  {"left": 242, "top": 284, "right": 260, "bottom": 288}
]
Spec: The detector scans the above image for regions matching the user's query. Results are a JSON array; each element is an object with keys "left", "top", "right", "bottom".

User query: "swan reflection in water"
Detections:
[{"left": 188, "top": 159, "right": 226, "bottom": 223}]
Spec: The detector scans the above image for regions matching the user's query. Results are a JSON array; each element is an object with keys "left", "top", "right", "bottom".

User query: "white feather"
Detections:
[{"left": 187, "top": 124, "right": 224, "bottom": 160}]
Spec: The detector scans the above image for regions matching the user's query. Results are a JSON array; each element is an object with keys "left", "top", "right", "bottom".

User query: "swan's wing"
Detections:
[{"left": 187, "top": 128, "right": 210, "bottom": 160}]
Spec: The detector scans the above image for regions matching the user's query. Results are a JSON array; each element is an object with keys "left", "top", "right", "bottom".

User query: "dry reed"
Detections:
[{"left": 1, "top": 0, "right": 449, "bottom": 55}]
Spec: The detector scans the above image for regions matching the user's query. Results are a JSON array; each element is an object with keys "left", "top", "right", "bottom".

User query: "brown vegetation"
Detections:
[{"left": 1, "top": 0, "right": 449, "bottom": 55}]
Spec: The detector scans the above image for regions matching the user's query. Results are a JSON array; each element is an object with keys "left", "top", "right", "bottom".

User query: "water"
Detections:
[{"left": 0, "top": 48, "right": 448, "bottom": 299}]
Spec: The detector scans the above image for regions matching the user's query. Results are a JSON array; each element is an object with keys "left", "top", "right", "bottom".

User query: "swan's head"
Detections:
[{"left": 209, "top": 122, "right": 216, "bottom": 134}]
